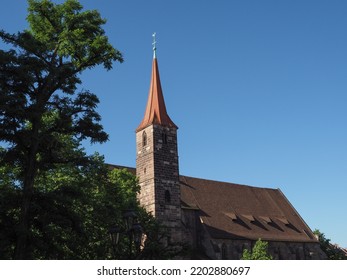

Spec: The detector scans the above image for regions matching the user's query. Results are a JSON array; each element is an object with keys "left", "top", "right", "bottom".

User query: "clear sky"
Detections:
[{"left": 1, "top": 0, "right": 346, "bottom": 248}]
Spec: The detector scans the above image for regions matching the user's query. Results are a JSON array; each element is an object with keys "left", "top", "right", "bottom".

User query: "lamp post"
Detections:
[
  {"left": 108, "top": 209, "right": 143, "bottom": 259},
  {"left": 108, "top": 225, "right": 120, "bottom": 258}
]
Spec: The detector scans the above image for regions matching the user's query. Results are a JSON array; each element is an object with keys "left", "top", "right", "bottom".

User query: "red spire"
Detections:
[{"left": 136, "top": 57, "right": 177, "bottom": 132}]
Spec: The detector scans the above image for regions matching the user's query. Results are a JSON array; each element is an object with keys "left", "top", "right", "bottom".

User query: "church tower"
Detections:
[{"left": 136, "top": 35, "right": 181, "bottom": 243}]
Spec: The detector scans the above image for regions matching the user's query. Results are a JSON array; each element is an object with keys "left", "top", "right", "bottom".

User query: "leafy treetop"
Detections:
[
  {"left": 313, "top": 229, "right": 347, "bottom": 260},
  {"left": 241, "top": 239, "right": 273, "bottom": 260}
]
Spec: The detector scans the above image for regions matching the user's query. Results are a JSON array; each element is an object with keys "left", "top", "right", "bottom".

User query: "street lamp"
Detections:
[
  {"left": 108, "top": 209, "right": 143, "bottom": 259},
  {"left": 108, "top": 225, "right": 120, "bottom": 258},
  {"left": 122, "top": 209, "right": 138, "bottom": 231},
  {"left": 132, "top": 222, "right": 143, "bottom": 252}
]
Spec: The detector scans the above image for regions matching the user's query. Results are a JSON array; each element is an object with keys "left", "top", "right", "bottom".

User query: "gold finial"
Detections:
[{"left": 152, "top": 32, "right": 157, "bottom": 58}]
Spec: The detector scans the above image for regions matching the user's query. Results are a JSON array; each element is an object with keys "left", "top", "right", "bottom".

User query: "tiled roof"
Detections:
[
  {"left": 180, "top": 175, "right": 318, "bottom": 243},
  {"left": 136, "top": 58, "right": 177, "bottom": 132},
  {"left": 109, "top": 165, "right": 318, "bottom": 243}
]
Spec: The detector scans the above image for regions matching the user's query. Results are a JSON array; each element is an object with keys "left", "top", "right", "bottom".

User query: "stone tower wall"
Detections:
[
  {"left": 136, "top": 125, "right": 155, "bottom": 214},
  {"left": 136, "top": 124, "right": 182, "bottom": 243}
]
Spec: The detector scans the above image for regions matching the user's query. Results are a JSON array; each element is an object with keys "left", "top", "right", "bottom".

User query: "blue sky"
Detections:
[{"left": 1, "top": 0, "right": 346, "bottom": 248}]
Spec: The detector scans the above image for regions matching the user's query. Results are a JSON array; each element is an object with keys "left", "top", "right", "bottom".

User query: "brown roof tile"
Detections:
[
  {"left": 136, "top": 58, "right": 177, "bottom": 132},
  {"left": 109, "top": 165, "right": 317, "bottom": 243},
  {"left": 180, "top": 175, "right": 318, "bottom": 243}
]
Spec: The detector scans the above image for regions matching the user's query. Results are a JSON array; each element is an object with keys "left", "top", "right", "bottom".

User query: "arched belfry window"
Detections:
[
  {"left": 165, "top": 190, "right": 171, "bottom": 203},
  {"left": 142, "top": 131, "right": 147, "bottom": 147}
]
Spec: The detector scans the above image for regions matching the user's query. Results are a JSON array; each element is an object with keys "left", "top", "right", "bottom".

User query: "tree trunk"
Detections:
[
  {"left": 14, "top": 121, "right": 40, "bottom": 259},
  {"left": 14, "top": 179, "right": 34, "bottom": 259}
]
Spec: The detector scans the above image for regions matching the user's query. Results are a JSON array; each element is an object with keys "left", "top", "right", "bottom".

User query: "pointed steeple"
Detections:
[
  {"left": 136, "top": 36, "right": 177, "bottom": 132},
  {"left": 136, "top": 34, "right": 182, "bottom": 244}
]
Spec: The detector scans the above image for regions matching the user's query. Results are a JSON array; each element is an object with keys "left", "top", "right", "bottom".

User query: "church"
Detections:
[{"left": 114, "top": 41, "right": 325, "bottom": 260}]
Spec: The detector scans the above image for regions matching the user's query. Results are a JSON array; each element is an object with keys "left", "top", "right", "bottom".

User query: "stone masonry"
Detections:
[{"left": 136, "top": 124, "right": 182, "bottom": 243}]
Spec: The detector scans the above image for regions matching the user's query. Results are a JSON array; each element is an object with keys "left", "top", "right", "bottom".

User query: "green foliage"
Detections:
[
  {"left": 1, "top": 137, "right": 178, "bottom": 259},
  {"left": 0, "top": 0, "right": 123, "bottom": 259},
  {"left": 26, "top": 0, "right": 122, "bottom": 70},
  {"left": 313, "top": 229, "right": 347, "bottom": 260},
  {"left": 241, "top": 239, "right": 273, "bottom": 260},
  {"left": 1, "top": 148, "right": 137, "bottom": 259},
  {"left": 0, "top": 162, "right": 20, "bottom": 258}
]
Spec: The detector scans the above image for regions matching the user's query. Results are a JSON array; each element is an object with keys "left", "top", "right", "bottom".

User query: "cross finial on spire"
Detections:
[{"left": 152, "top": 32, "right": 157, "bottom": 58}]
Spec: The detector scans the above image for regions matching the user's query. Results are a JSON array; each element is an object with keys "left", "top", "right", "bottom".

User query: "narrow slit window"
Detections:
[
  {"left": 162, "top": 132, "right": 167, "bottom": 144},
  {"left": 165, "top": 190, "right": 171, "bottom": 203},
  {"left": 142, "top": 131, "right": 147, "bottom": 147}
]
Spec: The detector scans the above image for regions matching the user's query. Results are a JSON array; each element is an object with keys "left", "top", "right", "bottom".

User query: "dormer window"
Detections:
[{"left": 142, "top": 131, "right": 147, "bottom": 147}]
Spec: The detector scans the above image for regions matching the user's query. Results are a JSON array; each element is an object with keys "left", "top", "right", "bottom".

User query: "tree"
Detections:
[
  {"left": 0, "top": 0, "right": 123, "bottom": 259},
  {"left": 1, "top": 134, "right": 140, "bottom": 259},
  {"left": 1, "top": 143, "right": 140, "bottom": 259},
  {"left": 313, "top": 229, "right": 347, "bottom": 260},
  {"left": 0, "top": 150, "right": 182, "bottom": 259},
  {"left": 241, "top": 239, "right": 273, "bottom": 260}
]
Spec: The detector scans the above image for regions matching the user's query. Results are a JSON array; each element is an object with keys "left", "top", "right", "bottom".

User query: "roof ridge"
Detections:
[{"left": 180, "top": 174, "right": 277, "bottom": 191}]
